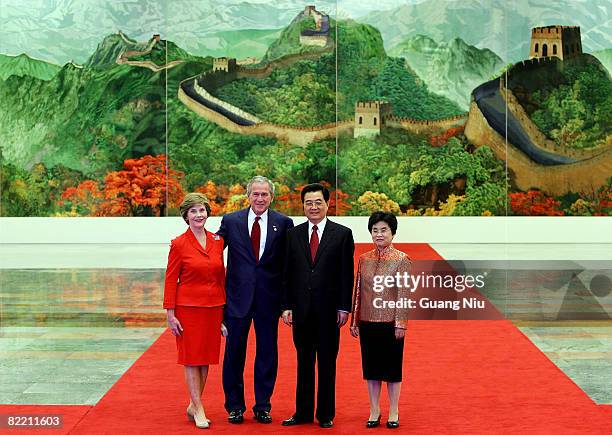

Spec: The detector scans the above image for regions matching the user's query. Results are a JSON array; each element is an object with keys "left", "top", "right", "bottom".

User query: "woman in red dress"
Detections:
[{"left": 163, "top": 193, "right": 226, "bottom": 429}]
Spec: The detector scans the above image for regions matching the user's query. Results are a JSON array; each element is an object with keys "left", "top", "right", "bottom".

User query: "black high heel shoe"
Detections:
[
  {"left": 366, "top": 415, "right": 381, "bottom": 428},
  {"left": 386, "top": 418, "right": 399, "bottom": 429}
]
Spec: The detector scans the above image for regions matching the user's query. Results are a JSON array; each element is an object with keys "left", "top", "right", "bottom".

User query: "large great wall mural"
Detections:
[{"left": 1, "top": 1, "right": 610, "bottom": 217}]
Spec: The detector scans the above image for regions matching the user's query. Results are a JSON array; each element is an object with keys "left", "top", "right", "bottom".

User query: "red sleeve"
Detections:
[{"left": 163, "top": 240, "right": 181, "bottom": 309}]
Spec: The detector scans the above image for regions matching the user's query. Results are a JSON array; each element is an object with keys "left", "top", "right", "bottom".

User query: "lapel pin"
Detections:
[
  {"left": 212, "top": 234, "right": 220, "bottom": 241},
  {"left": 273, "top": 225, "right": 278, "bottom": 232}
]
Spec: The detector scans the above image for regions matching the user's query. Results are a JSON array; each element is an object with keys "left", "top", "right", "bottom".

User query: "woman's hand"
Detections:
[
  {"left": 350, "top": 326, "right": 359, "bottom": 338},
  {"left": 282, "top": 310, "right": 292, "bottom": 326},
  {"left": 166, "top": 309, "right": 183, "bottom": 336},
  {"left": 221, "top": 322, "right": 228, "bottom": 337},
  {"left": 394, "top": 327, "right": 405, "bottom": 340}
]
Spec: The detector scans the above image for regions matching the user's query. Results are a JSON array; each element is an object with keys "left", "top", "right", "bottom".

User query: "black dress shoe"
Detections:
[
  {"left": 254, "top": 410, "right": 272, "bottom": 424},
  {"left": 228, "top": 410, "right": 244, "bottom": 424},
  {"left": 319, "top": 421, "right": 333, "bottom": 428},
  {"left": 386, "top": 418, "right": 400, "bottom": 429},
  {"left": 281, "top": 416, "right": 310, "bottom": 426},
  {"left": 366, "top": 415, "right": 381, "bottom": 428}
]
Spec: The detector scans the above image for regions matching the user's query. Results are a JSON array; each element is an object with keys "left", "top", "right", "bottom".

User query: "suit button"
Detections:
[
  {"left": 308, "top": 287, "right": 312, "bottom": 291},
  {"left": 311, "top": 269, "right": 314, "bottom": 273}
]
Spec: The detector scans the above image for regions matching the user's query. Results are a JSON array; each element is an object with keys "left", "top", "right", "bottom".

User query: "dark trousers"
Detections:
[
  {"left": 222, "top": 312, "right": 279, "bottom": 413},
  {"left": 292, "top": 313, "right": 340, "bottom": 423}
]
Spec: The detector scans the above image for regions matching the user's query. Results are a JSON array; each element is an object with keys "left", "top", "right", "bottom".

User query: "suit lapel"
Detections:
[
  {"left": 186, "top": 228, "right": 207, "bottom": 255},
  {"left": 239, "top": 208, "right": 257, "bottom": 262},
  {"left": 313, "top": 220, "right": 336, "bottom": 267},
  {"left": 261, "top": 211, "right": 276, "bottom": 262},
  {"left": 298, "top": 223, "right": 312, "bottom": 266}
]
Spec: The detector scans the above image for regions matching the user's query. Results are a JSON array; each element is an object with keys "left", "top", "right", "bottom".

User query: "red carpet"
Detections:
[{"left": 3, "top": 244, "right": 610, "bottom": 434}]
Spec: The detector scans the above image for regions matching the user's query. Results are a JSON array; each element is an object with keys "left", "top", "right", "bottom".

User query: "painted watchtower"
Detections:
[
  {"left": 213, "top": 57, "right": 237, "bottom": 72},
  {"left": 529, "top": 26, "right": 582, "bottom": 60},
  {"left": 354, "top": 101, "right": 392, "bottom": 138}
]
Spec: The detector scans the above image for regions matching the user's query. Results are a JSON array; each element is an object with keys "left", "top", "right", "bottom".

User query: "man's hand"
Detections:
[
  {"left": 337, "top": 311, "right": 348, "bottom": 327},
  {"left": 350, "top": 326, "right": 359, "bottom": 338},
  {"left": 395, "top": 327, "right": 406, "bottom": 340},
  {"left": 282, "top": 310, "right": 293, "bottom": 326},
  {"left": 166, "top": 309, "right": 183, "bottom": 336}
]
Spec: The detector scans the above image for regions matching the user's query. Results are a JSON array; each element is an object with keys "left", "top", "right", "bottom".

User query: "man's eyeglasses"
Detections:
[{"left": 304, "top": 200, "right": 324, "bottom": 208}]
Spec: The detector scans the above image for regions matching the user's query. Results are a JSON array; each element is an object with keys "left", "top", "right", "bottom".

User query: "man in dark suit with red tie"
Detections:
[
  {"left": 217, "top": 176, "right": 294, "bottom": 424},
  {"left": 281, "top": 183, "right": 355, "bottom": 429}
]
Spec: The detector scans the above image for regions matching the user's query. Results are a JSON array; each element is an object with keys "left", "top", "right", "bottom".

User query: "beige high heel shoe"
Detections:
[
  {"left": 194, "top": 411, "right": 210, "bottom": 429},
  {"left": 187, "top": 404, "right": 211, "bottom": 427}
]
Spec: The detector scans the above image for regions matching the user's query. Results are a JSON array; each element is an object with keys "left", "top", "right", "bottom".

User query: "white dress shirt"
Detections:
[
  {"left": 308, "top": 217, "right": 327, "bottom": 243},
  {"left": 248, "top": 208, "right": 268, "bottom": 260}
]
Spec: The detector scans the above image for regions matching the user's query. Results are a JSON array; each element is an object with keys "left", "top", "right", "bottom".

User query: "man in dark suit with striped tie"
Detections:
[
  {"left": 281, "top": 183, "right": 355, "bottom": 429},
  {"left": 217, "top": 176, "right": 294, "bottom": 424}
]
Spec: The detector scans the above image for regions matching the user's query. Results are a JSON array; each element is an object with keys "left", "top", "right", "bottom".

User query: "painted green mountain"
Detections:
[
  {"left": 85, "top": 33, "right": 209, "bottom": 70},
  {"left": 592, "top": 49, "right": 612, "bottom": 75},
  {"left": 0, "top": 53, "right": 62, "bottom": 81},
  {"left": 0, "top": 62, "right": 166, "bottom": 175},
  {"left": 0, "top": 1, "right": 302, "bottom": 65},
  {"left": 86, "top": 33, "right": 148, "bottom": 70},
  {"left": 0, "top": 33, "right": 212, "bottom": 176},
  {"left": 130, "top": 39, "right": 209, "bottom": 65},
  {"left": 216, "top": 19, "right": 463, "bottom": 125},
  {"left": 196, "top": 28, "right": 282, "bottom": 60},
  {"left": 389, "top": 35, "right": 505, "bottom": 108},
  {"left": 335, "top": 20, "right": 462, "bottom": 119},
  {"left": 337, "top": 19, "right": 387, "bottom": 62},
  {"left": 361, "top": 0, "right": 612, "bottom": 62},
  {"left": 262, "top": 12, "right": 328, "bottom": 62},
  {"left": 260, "top": 15, "right": 388, "bottom": 64}
]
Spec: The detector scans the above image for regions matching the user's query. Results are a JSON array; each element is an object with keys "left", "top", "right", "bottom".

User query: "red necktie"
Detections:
[
  {"left": 310, "top": 225, "right": 319, "bottom": 262},
  {"left": 251, "top": 216, "right": 261, "bottom": 263}
]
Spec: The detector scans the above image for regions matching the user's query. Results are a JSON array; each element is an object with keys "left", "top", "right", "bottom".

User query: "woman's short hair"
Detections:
[
  {"left": 368, "top": 211, "right": 398, "bottom": 235},
  {"left": 300, "top": 183, "right": 330, "bottom": 203},
  {"left": 180, "top": 192, "right": 211, "bottom": 223}
]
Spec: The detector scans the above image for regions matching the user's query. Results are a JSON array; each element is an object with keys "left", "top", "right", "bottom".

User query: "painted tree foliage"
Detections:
[
  {"left": 58, "top": 155, "right": 184, "bottom": 216},
  {"left": 509, "top": 190, "right": 565, "bottom": 216},
  {"left": 530, "top": 63, "right": 612, "bottom": 149},
  {"left": 338, "top": 131, "right": 507, "bottom": 216}
]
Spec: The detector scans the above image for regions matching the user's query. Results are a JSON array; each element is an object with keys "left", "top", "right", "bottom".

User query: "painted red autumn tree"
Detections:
[
  {"left": 594, "top": 179, "right": 612, "bottom": 216},
  {"left": 59, "top": 180, "right": 104, "bottom": 216},
  {"left": 222, "top": 184, "right": 249, "bottom": 214},
  {"left": 100, "top": 155, "right": 184, "bottom": 216},
  {"left": 509, "top": 190, "right": 564, "bottom": 216},
  {"left": 275, "top": 184, "right": 305, "bottom": 215},
  {"left": 328, "top": 186, "right": 352, "bottom": 216},
  {"left": 430, "top": 126, "right": 465, "bottom": 147},
  {"left": 275, "top": 182, "right": 352, "bottom": 216},
  {"left": 195, "top": 181, "right": 226, "bottom": 216}
]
